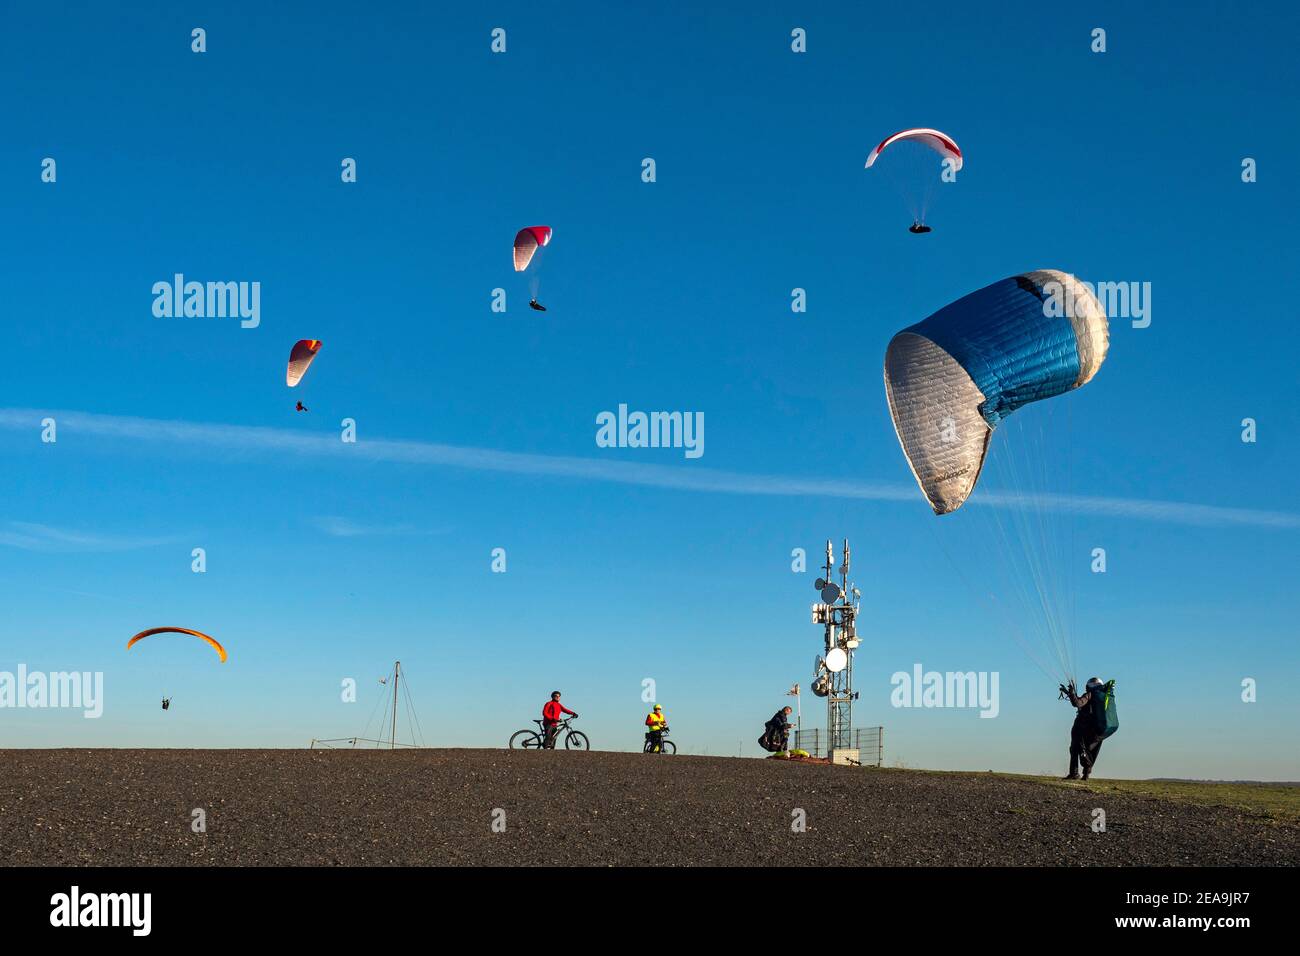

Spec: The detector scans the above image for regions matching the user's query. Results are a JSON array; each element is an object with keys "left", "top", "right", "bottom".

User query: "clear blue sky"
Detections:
[{"left": 2, "top": 2, "right": 1297, "bottom": 779}]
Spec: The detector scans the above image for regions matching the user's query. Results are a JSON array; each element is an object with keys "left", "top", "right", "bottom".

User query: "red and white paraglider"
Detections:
[
  {"left": 513, "top": 226, "right": 552, "bottom": 311},
  {"left": 286, "top": 339, "right": 321, "bottom": 411},
  {"left": 865, "top": 128, "right": 962, "bottom": 233}
]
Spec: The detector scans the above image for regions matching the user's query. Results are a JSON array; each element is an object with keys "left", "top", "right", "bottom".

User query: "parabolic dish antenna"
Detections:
[
  {"left": 825, "top": 647, "right": 848, "bottom": 673},
  {"left": 820, "top": 582, "right": 841, "bottom": 604}
]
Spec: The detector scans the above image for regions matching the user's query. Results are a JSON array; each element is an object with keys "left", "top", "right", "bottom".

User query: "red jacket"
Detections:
[{"left": 543, "top": 700, "right": 576, "bottom": 722}]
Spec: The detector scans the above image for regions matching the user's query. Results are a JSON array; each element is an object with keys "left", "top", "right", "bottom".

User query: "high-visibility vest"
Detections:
[{"left": 646, "top": 712, "right": 665, "bottom": 731}]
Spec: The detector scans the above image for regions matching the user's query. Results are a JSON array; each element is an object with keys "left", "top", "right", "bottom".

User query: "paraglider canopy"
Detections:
[
  {"left": 513, "top": 226, "right": 552, "bottom": 272},
  {"left": 127, "top": 627, "right": 228, "bottom": 663},
  {"left": 865, "top": 128, "right": 962, "bottom": 172},
  {"left": 884, "top": 270, "right": 1108, "bottom": 514},
  {"left": 883, "top": 271, "right": 1109, "bottom": 687},
  {"left": 286, "top": 340, "right": 322, "bottom": 387},
  {"left": 866, "top": 128, "right": 962, "bottom": 230}
]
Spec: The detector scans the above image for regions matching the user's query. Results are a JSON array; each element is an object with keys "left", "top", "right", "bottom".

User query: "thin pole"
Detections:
[{"left": 391, "top": 661, "right": 400, "bottom": 749}]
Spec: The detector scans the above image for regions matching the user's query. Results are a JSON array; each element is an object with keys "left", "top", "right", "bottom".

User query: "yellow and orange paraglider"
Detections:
[{"left": 126, "top": 627, "right": 228, "bottom": 663}]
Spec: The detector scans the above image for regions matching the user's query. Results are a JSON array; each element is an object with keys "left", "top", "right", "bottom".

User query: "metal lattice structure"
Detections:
[
  {"left": 828, "top": 654, "right": 854, "bottom": 751},
  {"left": 809, "top": 539, "right": 863, "bottom": 757}
]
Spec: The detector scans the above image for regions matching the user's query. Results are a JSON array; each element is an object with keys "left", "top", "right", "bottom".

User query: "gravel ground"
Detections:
[{"left": 2, "top": 749, "right": 1295, "bottom": 866}]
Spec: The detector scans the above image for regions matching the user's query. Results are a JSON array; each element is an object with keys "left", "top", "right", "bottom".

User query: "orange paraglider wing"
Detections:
[
  {"left": 126, "top": 627, "right": 228, "bottom": 663},
  {"left": 286, "top": 339, "right": 322, "bottom": 387}
]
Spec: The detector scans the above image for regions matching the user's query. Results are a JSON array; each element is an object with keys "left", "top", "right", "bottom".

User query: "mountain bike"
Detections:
[
  {"left": 644, "top": 726, "right": 676, "bottom": 754},
  {"left": 509, "top": 716, "right": 589, "bottom": 751}
]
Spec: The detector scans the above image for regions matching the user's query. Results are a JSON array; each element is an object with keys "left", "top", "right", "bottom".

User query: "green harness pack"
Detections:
[{"left": 1091, "top": 679, "right": 1119, "bottom": 739}]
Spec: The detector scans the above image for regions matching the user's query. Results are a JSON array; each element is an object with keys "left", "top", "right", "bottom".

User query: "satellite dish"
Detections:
[
  {"left": 812, "top": 676, "right": 830, "bottom": 698},
  {"left": 825, "top": 647, "right": 848, "bottom": 672},
  {"left": 813, "top": 654, "right": 825, "bottom": 676},
  {"left": 821, "top": 582, "right": 841, "bottom": 603},
  {"left": 814, "top": 578, "right": 827, "bottom": 591}
]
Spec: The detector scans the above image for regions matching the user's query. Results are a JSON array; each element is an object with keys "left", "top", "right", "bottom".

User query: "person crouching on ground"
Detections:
[{"left": 765, "top": 705, "right": 794, "bottom": 752}]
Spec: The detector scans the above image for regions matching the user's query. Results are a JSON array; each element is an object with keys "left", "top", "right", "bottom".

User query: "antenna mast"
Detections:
[
  {"left": 390, "top": 661, "right": 400, "bottom": 750},
  {"left": 810, "top": 538, "right": 862, "bottom": 764},
  {"left": 309, "top": 659, "right": 424, "bottom": 750}
]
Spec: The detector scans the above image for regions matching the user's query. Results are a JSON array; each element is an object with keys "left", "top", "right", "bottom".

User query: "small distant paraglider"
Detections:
[
  {"left": 865, "top": 128, "right": 961, "bottom": 233},
  {"left": 287, "top": 339, "right": 322, "bottom": 412},
  {"left": 514, "top": 226, "right": 552, "bottom": 312},
  {"left": 127, "top": 627, "right": 227, "bottom": 712}
]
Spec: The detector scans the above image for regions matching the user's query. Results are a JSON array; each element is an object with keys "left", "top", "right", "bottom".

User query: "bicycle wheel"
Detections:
[
  {"left": 660, "top": 740, "right": 676, "bottom": 754},
  {"left": 564, "top": 731, "right": 590, "bottom": 751},
  {"left": 509, "top": 729, "right": 543, "bottom": 750}
]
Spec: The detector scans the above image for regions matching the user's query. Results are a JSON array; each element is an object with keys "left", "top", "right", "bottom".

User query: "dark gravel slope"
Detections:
[{"left": 2, "top": 749, "right": 1295, "bottom": 866}]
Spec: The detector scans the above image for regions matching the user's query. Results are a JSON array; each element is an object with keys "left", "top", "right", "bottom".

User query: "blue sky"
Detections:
[{"left": 1, "top": 2, "right": 1297, "bottom": 779}]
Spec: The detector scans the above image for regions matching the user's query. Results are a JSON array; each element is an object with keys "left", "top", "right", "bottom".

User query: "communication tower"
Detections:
[{"left": 810, "top": 539, "right": 862, "bottom": 764}]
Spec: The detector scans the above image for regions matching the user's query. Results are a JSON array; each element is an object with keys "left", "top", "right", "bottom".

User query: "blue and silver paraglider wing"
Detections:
[{"left": 883, "top": 270, "right": 1109, "bottom": 515}]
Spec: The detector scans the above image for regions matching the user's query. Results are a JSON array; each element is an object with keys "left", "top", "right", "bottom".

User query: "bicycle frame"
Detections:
[{"left": 540, "top": 717, "right": 576, "bottom": 747}]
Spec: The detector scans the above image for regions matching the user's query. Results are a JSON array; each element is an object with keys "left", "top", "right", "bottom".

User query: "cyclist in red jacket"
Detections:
[{"left": 542, "top": 691, "right": 577, "bottom": 749}]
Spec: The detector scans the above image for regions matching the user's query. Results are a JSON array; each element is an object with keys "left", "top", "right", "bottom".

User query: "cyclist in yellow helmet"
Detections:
[{"left": 644, "top": 704, "right": 667, "bottom": 753}]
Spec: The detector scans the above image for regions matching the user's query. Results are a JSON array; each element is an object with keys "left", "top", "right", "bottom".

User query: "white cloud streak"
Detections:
[
  {"left": 0, "top": 520, "right": 176, "bottom": 553},
  {"left": 308, "top": 516, "right": 433, "bottom": 538},
  {"left": 2, "top": 408, "right": 1297, "bottom": 531}
]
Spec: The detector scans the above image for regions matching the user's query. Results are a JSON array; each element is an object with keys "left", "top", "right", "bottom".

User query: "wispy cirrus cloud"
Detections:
[
  {"left": 0, "top": 521, "right": 177, "bottom": 553},
  {"left": 2, "top": 408, "right": 1298, "bottom": 531},
  {"left": 308, "top": 515, "right": 439, "bottom": 538}
]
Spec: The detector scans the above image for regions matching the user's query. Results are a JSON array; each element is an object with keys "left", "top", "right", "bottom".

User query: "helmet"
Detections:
[
  {"left": 1085, "top": 677, "right": 1103, "bottom": 690},
  {"left": 653, "top": 704, "right": 663, "bottom": 711}
]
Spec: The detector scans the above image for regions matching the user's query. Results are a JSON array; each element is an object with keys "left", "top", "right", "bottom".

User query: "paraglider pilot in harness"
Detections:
[
  {"left": 529, "top": 298, "right": 547, "bottom": 312},
  {"left": 908, "top": 221, "right": 932, "bottom": 234},
  {"left": 1061, "top": 677, "right": 1106, "bottom": 780},
  {"left": 161, "top": 697, "right": 171, "bottom": 711}
]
